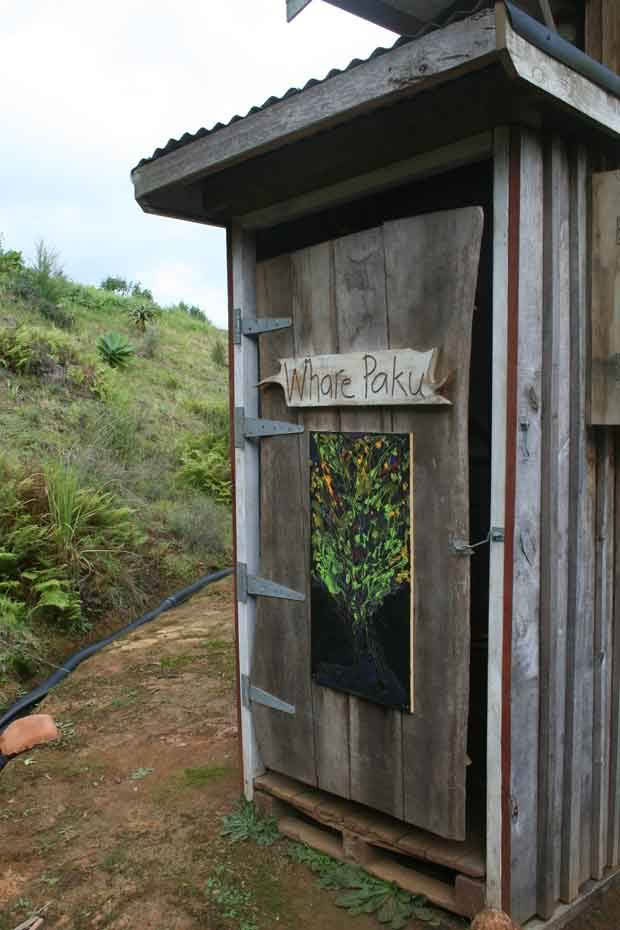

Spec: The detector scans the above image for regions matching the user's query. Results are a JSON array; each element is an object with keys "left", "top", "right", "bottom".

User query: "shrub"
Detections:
[
  {"left": 177, "top": 433, "right": 232, "bottom": 505},
  {"left": 0, "top": 460, "right": 147, "bottom": 632},
  {"left": 31, "top": 239, "right": 66, "bottom": 305},
  {"left": 0, "top": 598, "right": 41, "bottom": 682},
  {"left": 210, "top": 339, "right": 227, "bottom": 368},
  {"left": 0, "top": 235, "right": 24, "bottom": 276},
  {"left": 129, "top": 304, "right": 156, "bottom": 332},
  {"left": 0, "top": 324, "right": 79, "bottom": 375},
  {"left": 159, "top": 493, "right": 230, "bottom": 562},
  {"left": 97, "top": 332, "right": 135, "bottom": 368},
  {"left": 131, "top": 282, "right": 153, "bottom": 301},
  {"left": 101, "top": 275, "right": 130, "bottom": 295}
]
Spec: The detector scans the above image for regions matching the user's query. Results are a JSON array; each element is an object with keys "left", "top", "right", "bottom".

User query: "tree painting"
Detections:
[{"left": 310, "top": 431, "right": 414, "bottom": 711}]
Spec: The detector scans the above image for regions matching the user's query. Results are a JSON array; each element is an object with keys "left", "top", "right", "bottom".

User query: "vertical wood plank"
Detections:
[
  {"left": 593, "top": 433, "right": 615, "bottom": 875},
  {"left": 561, "top": 146, "right": 596, "bottom": 901},
  {"left": 254, "top": 254, "right": 317, "bottom": 786},
  {"left": 602, "top": 0, "right": 620, "bottom": 75},
  {"left": 289, "top": 242, "right": 348, "bottom": 797},
  {"left": 509, "top": 128, "right": 543, "bottom": 926},
  {"left": 386, "top": 206, "right": 483, "bottom": 841},
  {"left": 608, "top": 435, "right": 620, "bottom": 867},
  {"left": 232, "top": 225, "right": 264, "bottom": 799},
  {"left": 538, "top": 136, "right": 570, "bottom": 919},
  {"left": 332, "top": 226, "right": 404, "bottom": 819},
  {"left": 590, "top": 170, "right": 620, "bottom": 426},
  {"left": 585, "top": 0, "right": 603, "bottom": 64},
  {"left": 487, "top": 126, "right": 510, "bottom": 911}
]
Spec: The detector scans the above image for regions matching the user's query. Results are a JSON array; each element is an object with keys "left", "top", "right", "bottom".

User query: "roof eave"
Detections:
[
  {"left": 132, "top": 3, "right": 620, "bottom": 227},
  {"left": 131, "top": 7, "right": 498, "bottom": 205}
]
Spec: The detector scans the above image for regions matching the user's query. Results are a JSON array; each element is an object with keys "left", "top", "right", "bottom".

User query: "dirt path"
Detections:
[
  {"left": 0, "top": 579, "right": 457, "bottom": 930},
  {"left": 1, "top": 578, "right": 616, "bottom": 930}
]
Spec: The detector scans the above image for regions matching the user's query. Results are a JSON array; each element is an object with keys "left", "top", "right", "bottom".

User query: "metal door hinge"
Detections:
[
  {"left": 241, "top": 674, "right": 295, "bottom": 715},
  {"left": 233, "top": 308, "right": 292, "bottom": 344},
  {"left": 237, "top": 562, "right": 305, "bottom": 604},
  {"left": 234, "top": 407, "right": 304, "bottom": 448}
]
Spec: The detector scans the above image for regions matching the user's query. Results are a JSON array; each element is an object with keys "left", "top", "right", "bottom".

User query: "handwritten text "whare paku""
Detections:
[{"left": 259, "top": 348, "right": 450, "bottom": 408}]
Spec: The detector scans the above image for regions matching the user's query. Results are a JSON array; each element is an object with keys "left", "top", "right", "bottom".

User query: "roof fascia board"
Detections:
[
  {"left": 498, "top": 3, "right": 620, "bottom": 136},
  {"left": 132, "top": 8, "right": 497, "bottom": 201}
]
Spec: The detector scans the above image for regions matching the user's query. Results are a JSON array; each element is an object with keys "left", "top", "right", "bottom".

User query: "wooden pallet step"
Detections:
[
  {"left": 278, "top": 815, "right": 465, "bottom": 917},
  {"left": 255, "top": 771, "right": 485, "bottom": 879}
]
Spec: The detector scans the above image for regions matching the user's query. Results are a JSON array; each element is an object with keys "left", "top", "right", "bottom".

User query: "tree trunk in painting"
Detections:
[{"left": 310, "top": 431, "right": 414, "bottom": 711}]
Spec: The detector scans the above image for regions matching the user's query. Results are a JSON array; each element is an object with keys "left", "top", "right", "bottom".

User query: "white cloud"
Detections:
[
  {"left": 135, "top": 260, "right": 228, "bottom": 328},
  {"left": 0, "top": 1, "right": 393, "bottom": 318}
]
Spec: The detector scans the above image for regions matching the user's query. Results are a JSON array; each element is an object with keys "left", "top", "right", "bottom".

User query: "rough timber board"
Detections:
[
  {"left": 277, "top": 815, "right": 464, "bottom": 916},
  {"left": 255, "top": 772, "right": 485, "bottom": 879},
  {"left": 386, "top": 207, "right": 482, "bottom": 840},
  {"left": 591, "top": 170, "right": 620, "bottom": 425},
  {"left": 253, "top": 255, "right": 317, "bottom": 785},
  {"left": 509, "top": 126, "right": 543, "bottom": 925}
]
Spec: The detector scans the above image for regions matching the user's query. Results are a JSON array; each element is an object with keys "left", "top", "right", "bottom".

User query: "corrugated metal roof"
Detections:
[
  {"left": 133, "top": 0, "right": 494, "bottom": 172},
  {"left": 133, "top": 34, "right": 411, "bottom": 171}
]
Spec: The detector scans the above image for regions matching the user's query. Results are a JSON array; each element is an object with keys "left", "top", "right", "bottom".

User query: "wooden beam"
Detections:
[
  {"left": 537, "top": 135, "right": 571, "bottom": 920},
  {"left": 592, "top": 432, "right": 614, "bottom": 878},
  {"left": 486, "top": 125, "right": 511, "bottom": 912},
  {"left": 509, "top": 126, "right": 544, "bottom": 926},
  {"left": 132, "top": 9, "right": 497, "bottom": 200},
  {"left": 237, "top": 133, "right": 492, "bottom": 230},
  {"left": 231, "top": 225, "right": 264, "bottom": 799},
  {"left": 561, "top": 145, "right": 595, "bottom": 902}
]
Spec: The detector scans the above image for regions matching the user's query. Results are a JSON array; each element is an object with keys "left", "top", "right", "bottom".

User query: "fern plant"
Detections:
[{"left": 97, "top": 331, "right": 135, "bottom": 368}]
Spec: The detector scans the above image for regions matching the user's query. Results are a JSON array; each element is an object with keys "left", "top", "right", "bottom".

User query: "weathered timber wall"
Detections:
[{"left": 510, "top": 128, "right": 620, "bottom": 925}]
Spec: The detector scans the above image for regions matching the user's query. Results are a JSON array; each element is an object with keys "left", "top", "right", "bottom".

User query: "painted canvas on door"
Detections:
[{"left": 310, "top": 431, "right": 414, "bottom": 711}]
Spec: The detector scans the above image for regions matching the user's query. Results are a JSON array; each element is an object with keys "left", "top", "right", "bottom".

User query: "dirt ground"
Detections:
[{"left": 0, "top": 577, "right": 617, "bottom": 930}]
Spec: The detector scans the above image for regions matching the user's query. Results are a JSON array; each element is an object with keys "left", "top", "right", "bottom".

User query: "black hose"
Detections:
[{"left": 0, "top": 567, "right": 233, "bottom": 770}]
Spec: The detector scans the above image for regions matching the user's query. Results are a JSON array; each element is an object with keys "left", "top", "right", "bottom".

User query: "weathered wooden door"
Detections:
[{"left": 253, "top": 207, "right": 483, "bottom": 841}]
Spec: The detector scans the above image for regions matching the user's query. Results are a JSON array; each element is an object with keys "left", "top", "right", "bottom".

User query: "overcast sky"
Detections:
[{"left": 1, "top": 1, "right": 392, "bottom": 328}]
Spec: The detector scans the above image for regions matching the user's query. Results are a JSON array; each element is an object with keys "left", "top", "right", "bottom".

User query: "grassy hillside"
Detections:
[{"left": 0, "top": 238, "right": 232, "bottom": 708}]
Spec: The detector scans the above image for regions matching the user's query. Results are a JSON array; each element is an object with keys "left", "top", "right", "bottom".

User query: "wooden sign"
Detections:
[{"left": 259, "top": 347, "right": 450, "bottom": 407}]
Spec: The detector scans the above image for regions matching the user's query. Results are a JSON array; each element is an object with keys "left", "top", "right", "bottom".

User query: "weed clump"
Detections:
[{"left": 221, "top": 799, "right": 280, "bottom": 847}]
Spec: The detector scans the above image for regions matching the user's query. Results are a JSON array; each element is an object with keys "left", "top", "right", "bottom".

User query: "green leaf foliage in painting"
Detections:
[{"left": 310, "top": 433, "right": 411, "bottom": 654}]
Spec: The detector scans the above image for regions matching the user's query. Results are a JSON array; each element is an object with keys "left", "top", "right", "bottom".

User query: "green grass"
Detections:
[
  {"left": 184, "top": 764, "right": 235, "bottom": 787},
  {"left": 0, "top": 239, "right": 232, "bottom": 706}
]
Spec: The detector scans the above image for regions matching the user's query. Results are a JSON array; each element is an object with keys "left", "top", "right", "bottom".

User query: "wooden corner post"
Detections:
[
  {"left": 231, "top": 224, "right": 265, "bottom": 799},
  {"left": 487, "top": 125, "right": 510, "bottom": 913}
]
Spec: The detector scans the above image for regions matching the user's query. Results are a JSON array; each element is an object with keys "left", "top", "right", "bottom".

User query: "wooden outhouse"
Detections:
[{"left": 132, "top": 2, "right": 620, "bottom": 924}]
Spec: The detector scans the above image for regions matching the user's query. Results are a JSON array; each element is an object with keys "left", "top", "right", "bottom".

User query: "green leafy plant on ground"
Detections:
[
  {"left": 219, "top": 800, "right": 442, "bottom": 929},
  {"left": 97, "top": 332, "right": 135, "bottom": 368},
  {"left": 206, "top": 864, "right": 259, "bottom": 930},
  {"left": 286, "top": 843, "right": 441, "bottom": 928},
  {"left": 221, "top": 799, "right": 280, "bottom": 847}
]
